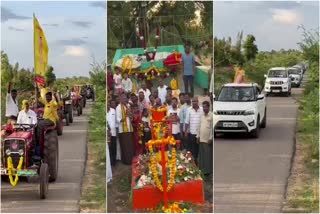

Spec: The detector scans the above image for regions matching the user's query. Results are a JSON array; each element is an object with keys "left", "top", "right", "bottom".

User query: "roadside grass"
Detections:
[
  {"left": 80, "top": 88, "right": 106, "bottom": 213},
  {"left": 214, "top": 67, "right": 233, "bottom": 94},
  {"left": 284, "top": 64, "right": 319, "bottom": 213}
]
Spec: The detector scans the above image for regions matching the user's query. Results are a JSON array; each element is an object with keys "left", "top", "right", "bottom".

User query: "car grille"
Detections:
[
  {"left": 216, "top": 111, "right": 245, "bottom": 115},
  {"left": 270, "top": 86, "right": 282, "bottom": 90},
  {"left": 215, "top": 121, "right": 248, "bottom": 131},
  {"left": 270, "top": 81, "right": 283, "bottom": 85},
  {"left": 3, "top": 140, "right": 25, "bottom": 168}
]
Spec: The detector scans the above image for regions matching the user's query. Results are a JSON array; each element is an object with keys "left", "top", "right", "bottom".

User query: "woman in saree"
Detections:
[{"left": 131, "top": 104, "right": 143, "bottom": 155}]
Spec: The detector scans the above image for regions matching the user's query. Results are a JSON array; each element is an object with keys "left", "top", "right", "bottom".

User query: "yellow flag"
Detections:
[{"left": 34, "top": 14, "right": 48, "bottom": 85}]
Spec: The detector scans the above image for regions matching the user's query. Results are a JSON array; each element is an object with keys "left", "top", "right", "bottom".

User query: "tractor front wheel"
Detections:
[
  {"left": 44, "top": 131, "right": 59, "bottom": 182},
  {"left": 39, "top": 163, "right": 49, "bottom": 199}
]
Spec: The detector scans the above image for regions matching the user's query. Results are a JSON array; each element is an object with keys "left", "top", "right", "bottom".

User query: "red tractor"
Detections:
[
  {"left": 72, "top": 95, "right": 83, "bottom": 116},
  {"left": 36, "top": 107, "right": 64, "bottom": 136},
  {"left": 0, "top": 121, "right": 59, "bottom": 199}
]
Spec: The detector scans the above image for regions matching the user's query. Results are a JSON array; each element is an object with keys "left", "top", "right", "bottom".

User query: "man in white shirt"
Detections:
[
  {"left": 17, "top": 100, "right": 37, "bottom": 125},
  {"left": 107, "top": 100, "right": 117, "bottom": 166},
  {"left": 6, "top": 82, "right": 19, "bottom": 122},
  {"left": 157, "top": 79, "right": 167, "bottom": 104},
  {"left": 116, "top": 94, "right": 135, "bottom": 165},
  {"left": 185, "top": 96, "right": 203, "bottom": 164},
  {"left": 167, "top": 97, "right": 180, "bottom": 140},
  {"left": 179, "top": 93, "right": 191, "bottom": 149},
  {"left": 138, "top": 82, "right": 151, "bottom": 103},
  {"left": 197, "top": 100, "right": 213, "bottom": 176},
  {"left": 121, "top": 73, "right": 132, "bottom": 95}
]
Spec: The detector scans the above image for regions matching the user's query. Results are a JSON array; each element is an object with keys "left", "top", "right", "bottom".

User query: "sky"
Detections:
[
  {"left": 1, "top": 1, "right": 106, "bottom": 78},
  {"left": 214, "top": 1, "right": 319, "bottom": 51}
]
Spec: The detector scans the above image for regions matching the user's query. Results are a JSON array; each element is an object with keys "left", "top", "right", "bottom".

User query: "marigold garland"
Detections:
[
  {"left": 162, "top": 202, "right": 188, "bottom": 213},
  {"left": 121, "top": 56, "right": 134, "bottom": 75},
  {"left": 7, "top": 156, "right": 23, "bottom": 187},
  {"left": 147, "top": 136, "right": 177, "bottom": 192}
]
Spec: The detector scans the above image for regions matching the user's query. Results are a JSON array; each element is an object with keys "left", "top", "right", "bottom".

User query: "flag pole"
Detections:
[{"left": 33, "top": 13, "right": 38, "bottom": 108}]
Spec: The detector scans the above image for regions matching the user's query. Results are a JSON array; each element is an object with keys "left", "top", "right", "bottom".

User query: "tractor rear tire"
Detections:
[
  {"left": 82, "top": 98, "right": 86, "bottom": 108},
  {"left": 80, "top": 105, "right": 83, "bottom": 115},
  {"left": 77, "top": 106, "right": 80, "bottom": 116},
  {"left": 39, "top": 163, "right": 49, "bottom": 199},
  {"left": 44, "top": 131, "right": 59, "bottom": 182},
  {"left": 67, "top": 105, "right": 73, "bottom": 123},
  {"left": 56, "top": 121, "right": 63, "bottom": 136}
]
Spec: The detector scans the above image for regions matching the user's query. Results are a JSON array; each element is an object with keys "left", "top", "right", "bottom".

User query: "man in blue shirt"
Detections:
[{"left": 182, "top": 45, "right": 196, "bottom": 97}]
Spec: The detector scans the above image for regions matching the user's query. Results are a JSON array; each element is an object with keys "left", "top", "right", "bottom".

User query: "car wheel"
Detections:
[
  {"left": 261, "top": 108, "right": 267, "bottom": 128},
  {"left": 251, "top": 116, "right": 260, "bottom": 138}
]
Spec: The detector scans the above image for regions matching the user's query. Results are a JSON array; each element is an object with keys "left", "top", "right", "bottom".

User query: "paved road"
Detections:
[
  {"left": 214, "top": 74, "right": 308, "bottom": 213},
  {"left": 1, "top": 102, "right": 92, "bottom": 213}
]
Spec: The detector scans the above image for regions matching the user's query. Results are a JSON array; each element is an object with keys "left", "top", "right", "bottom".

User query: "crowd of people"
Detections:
[{"left": 107, "top": 46, "right": 213, "bottom": 183}]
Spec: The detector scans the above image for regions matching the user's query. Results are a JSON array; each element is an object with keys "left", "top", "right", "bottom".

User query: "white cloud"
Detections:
[
  {"left": 271, "top": 9, "right": 303, "bottom": 25},
  {"left": 63, "top": 46, "right": 89, "bottom": 57}
]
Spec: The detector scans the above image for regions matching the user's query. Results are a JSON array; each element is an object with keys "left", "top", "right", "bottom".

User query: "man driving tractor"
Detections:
[
  {"left": 37, "top": 89, "right": 59, "bottom": 141},
  {"left": 62, "top": 86, "right": 71, "bottom": 101}
]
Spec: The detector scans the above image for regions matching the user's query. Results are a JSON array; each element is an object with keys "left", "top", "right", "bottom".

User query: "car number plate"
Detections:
[
  {"left": 223, "top": 122, "right": 238, "bottom": 127},
  {"left": 1, "top": 169, "right": 7, "bottom": 175},
  {"left": 272, "top": 90, "right": 280, "bottom": 92}
]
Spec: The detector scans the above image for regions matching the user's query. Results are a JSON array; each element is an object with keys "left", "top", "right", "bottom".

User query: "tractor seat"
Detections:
[{"left": 43, "top": 125, "right": 56, "bottom": 132}]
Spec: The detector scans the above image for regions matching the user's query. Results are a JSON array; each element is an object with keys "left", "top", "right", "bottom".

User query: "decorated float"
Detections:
[
  {"left": 131, "top": 106, "right": 204, "bottom": 211},
  {"left": 111, "top": 27, "right": 210, "bottom": 93}
]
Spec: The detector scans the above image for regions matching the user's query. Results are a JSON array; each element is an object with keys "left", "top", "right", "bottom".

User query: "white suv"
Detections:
[
  {"left": 213, "top": 83, "right": 267, "bottom": 138},
  {"left": 288, "top": 67, "right": 302, "bottom": 87},
  {"left": 264, "top": 67, "right": 291, "bottom": 96}
]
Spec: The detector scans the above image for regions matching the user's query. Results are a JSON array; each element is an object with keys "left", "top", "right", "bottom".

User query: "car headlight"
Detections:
[
  {"left": 213, "top": 110, "right": 218, "bottom": 115},
  {"left": 244, "top": 110, "right": 255, "bottom": 115},
  {"left": 265, "top": 80, "right": 270, "bottom": 84},
  {"left": 19, "top": 149, "right": 24, "bottom": 156}
]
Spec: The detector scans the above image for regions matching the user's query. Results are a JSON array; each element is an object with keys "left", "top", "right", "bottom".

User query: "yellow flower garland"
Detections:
[
  {"left": 147, "top": 136, "right": 177, "bottom": 192},
  {"left": 7, "top": 156, "right": 23, "bottom": 187},
  {"left": 121, "top": 56, "right": 134, "bottom": 75}
]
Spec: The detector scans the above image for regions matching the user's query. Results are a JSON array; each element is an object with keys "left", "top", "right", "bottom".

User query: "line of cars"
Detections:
[
  {"left": 264, "top": 63, "right": 307, "bottom": 97},
  {"left": 213, "top": 62, "right": 308, "bottom": 138}
]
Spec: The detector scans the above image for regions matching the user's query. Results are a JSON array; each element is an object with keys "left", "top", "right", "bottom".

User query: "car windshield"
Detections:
[
  {"left": 268, "top": 70, "right": 288, "bottom": 78},
  {"left": 288, "top": 69, "right": 300, "bottom": 75},
  {"left": 217, "top": 86, "right": 255, "bottom": 102}
]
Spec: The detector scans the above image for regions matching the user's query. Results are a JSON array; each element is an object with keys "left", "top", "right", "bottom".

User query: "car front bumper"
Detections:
[
  {"left": 213, "top": 114, "right": 257, "bottom": 133},
  {"left": 264, "top": 84, "right": 290, "bottom": 93}
]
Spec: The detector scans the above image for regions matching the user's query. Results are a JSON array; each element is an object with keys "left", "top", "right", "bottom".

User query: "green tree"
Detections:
[
  {"left": 107, "top": 1, "right": 213, "bottom": 63},
  {"left": 243, "top": 34, "right": 258, "bottom": 61},
  {"left": 45, "top": 65, "right": 56, "bottom": 86}
]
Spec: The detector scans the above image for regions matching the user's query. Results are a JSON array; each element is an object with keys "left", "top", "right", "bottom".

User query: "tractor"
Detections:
[
  {"left": 86, "top": 84, "right": 95, "bottom": 101},
  {"left": 0, "top": 119, "right": 59, "bottom": 199},
  {"left": 72, "top": 85, "right": 83, "bottom": 116},
  {"left": 80, "top": 85, "right": 87, "bottom": 108},
  {"left": 61, "top": 92, "right": 73, "bottom": 126}
]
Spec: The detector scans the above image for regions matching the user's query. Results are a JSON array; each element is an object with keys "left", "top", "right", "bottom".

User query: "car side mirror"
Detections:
[
  {"left": 257, "top": 94, "right": 264, "bottom": 100},
  {"left": 264, "top": 74, "right": 267, "bottom": 78}
]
